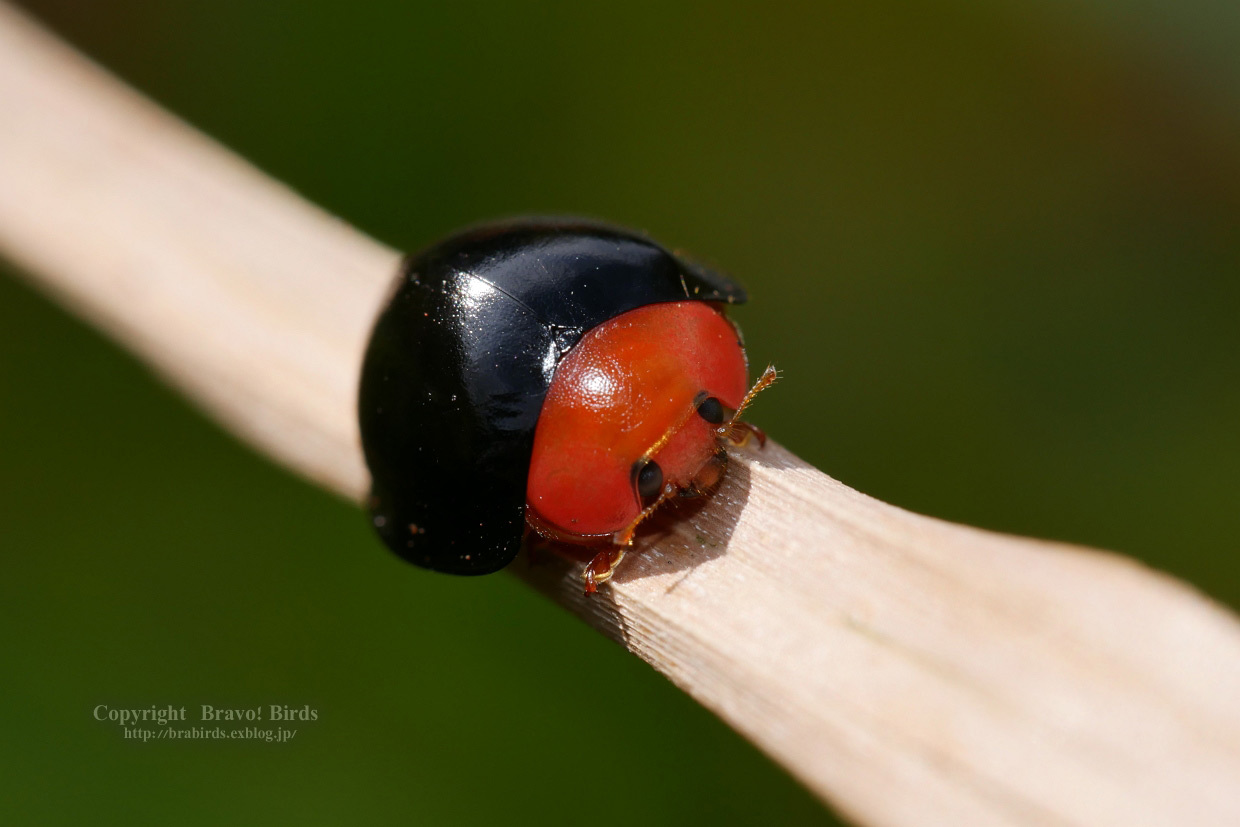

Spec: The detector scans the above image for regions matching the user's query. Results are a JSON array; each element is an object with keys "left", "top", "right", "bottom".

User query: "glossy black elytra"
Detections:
[{"left": 357, "top": 217, "right": 748, "bottom": 576}]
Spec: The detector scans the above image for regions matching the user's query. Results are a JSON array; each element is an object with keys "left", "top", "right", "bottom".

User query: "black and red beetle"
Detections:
[{"left": 358, "top": 218, "right": 775, "bottom": 591}]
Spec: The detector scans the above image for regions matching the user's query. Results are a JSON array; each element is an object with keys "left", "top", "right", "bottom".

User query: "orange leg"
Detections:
[
  {"left": 583, "top": 547, "right": 626, "bottom": 595},
  {"left": 725, "top": 421, "right": 767, "bottom": 448}
]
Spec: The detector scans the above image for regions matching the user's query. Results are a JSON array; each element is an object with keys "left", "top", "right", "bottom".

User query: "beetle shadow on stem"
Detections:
[
  {"left": 617, "top": 458, "right": 753, "bottom": 588},
  {"left": 518, "top": 457, "right": 748, "bottom": 587},
  {"left": 513, "top": 456, "right": 753, "bottom": 646}
]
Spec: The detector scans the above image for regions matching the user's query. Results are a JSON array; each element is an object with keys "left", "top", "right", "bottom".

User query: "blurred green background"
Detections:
[{"left": 2, "top": 1, "right": 1238, "bottom": 824}]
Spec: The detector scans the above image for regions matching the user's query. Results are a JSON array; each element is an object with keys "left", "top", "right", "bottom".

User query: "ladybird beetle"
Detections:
[{"left": 358, "top": 218, "right": 775, "bottom": 592}]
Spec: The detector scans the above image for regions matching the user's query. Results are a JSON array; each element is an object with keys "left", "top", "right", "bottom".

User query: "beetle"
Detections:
[{"left": 358, "top": 217, "right": 775, "bottom": 592}]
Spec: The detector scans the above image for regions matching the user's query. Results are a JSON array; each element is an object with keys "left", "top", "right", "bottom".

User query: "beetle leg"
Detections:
[
  {"left": 724, "top": 421, "right": 767, "bottom": 448},
  {"left": 583, "top": 547, "right": 626, "bottom": 595},
  {"left": 683, "top": 449, "right": 729, "bottom": 495},
  {"left": 581, "top": 483, "right": 676, "bottom": 593}
]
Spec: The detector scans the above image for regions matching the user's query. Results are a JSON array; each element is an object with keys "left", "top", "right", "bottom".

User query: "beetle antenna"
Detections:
[
  {"left": 720, "top": 365, "right": 777, "bottom": 433},
  {"left": 582, "top": 484, "right": 673, "bottom": 593},
  {"left": 639, "top": 399, "right": 701, "bottom": 463},
  {"left": 613, "top": 485, "right": 674, "bottom": 549}
]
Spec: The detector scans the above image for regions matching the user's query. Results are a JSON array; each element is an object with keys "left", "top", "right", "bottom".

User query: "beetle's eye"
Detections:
[
  {"left": 631, "top": 459, "right": 664, "bottom": 500},
  {"left": 696, "top": 395, "right": 726, "bottom": 425}
]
